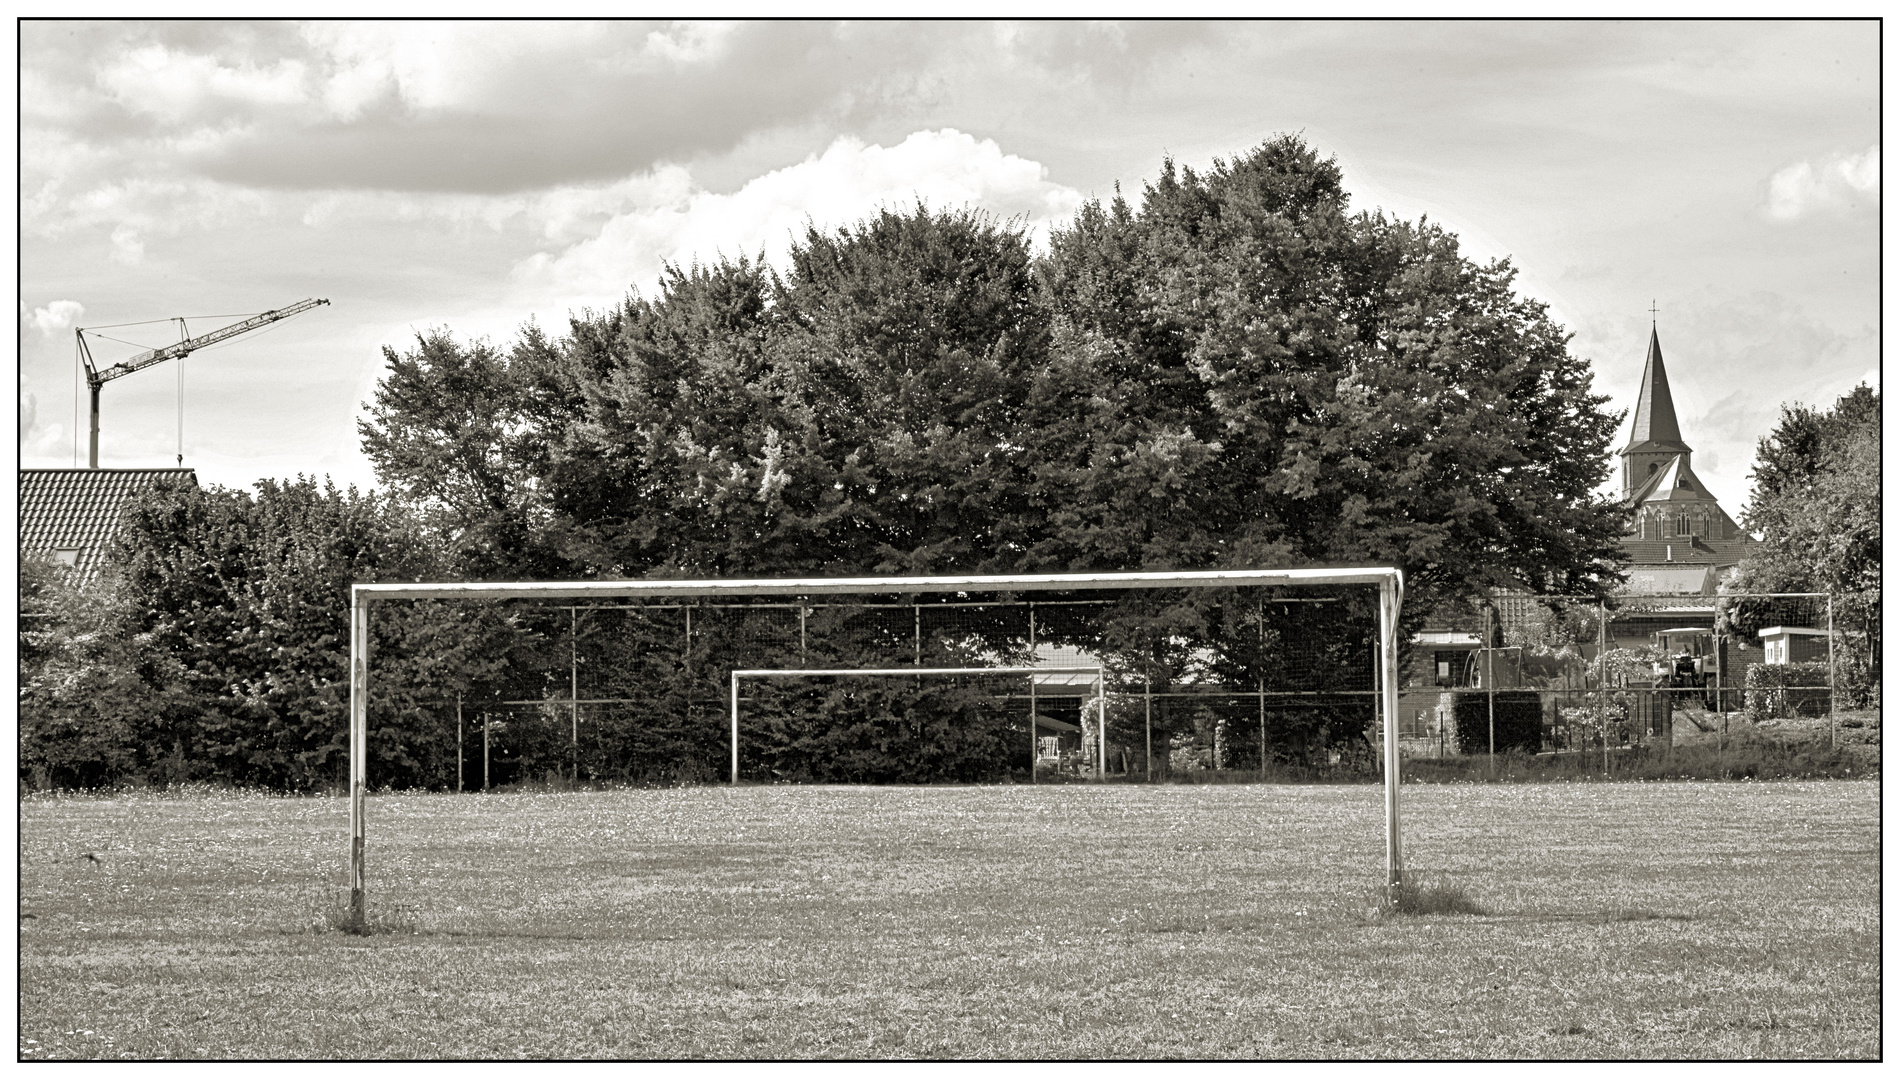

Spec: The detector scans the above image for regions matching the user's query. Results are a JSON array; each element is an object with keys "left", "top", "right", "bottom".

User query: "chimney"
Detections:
[{"left": 1666, "top": 544, "right": 1672, "bottom": 561}]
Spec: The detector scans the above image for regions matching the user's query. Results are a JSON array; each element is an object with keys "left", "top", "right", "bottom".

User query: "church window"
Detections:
[{"left": 1676, "top": 513, "right": 1690, "bottom": 536}]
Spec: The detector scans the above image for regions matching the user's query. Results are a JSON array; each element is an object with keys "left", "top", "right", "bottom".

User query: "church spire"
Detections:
[{"left": 1625, "top": 326, "right": 1688, "bottom": 451}]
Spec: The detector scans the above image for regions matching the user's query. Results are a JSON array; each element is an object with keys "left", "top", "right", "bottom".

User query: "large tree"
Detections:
[
  {"left": 1030, "top": 136, "right": 1628, "bottom": 605},
  {"left": 95, "top": 476, "right": 504, "bottom": 789},
  {"left": 1724, "top": 384, "right": 1879, "bottom": 701},
  {"left": 350, "top": 138, "right": 1631, "bottom": 772}
]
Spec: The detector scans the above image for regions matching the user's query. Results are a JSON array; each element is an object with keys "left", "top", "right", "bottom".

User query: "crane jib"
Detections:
[{"left": 86, "top": 298, "right": 329, "bottom": 386}]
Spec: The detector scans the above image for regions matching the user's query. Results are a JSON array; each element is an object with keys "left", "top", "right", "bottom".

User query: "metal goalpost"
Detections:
[
  {"left": 346, "top": 566, "right": 1405, "bottom": 925},
  {"left": 730, "top": 665, "right": 1109, "bottom": 784}
]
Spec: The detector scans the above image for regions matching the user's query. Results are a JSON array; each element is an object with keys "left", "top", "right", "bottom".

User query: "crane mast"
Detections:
[{"left": 76, "top": 297, "right": 329, "bottom": 469}]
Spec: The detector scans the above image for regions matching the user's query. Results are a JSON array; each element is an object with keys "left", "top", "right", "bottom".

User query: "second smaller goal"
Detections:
[{"left": 730, "top": 665, "right": 1108, "bottom": 784}]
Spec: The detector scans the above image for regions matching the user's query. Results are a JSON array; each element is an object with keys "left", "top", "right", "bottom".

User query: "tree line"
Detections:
[{"left": 24, "top": 135, "right": 1643, "bottom": 789}]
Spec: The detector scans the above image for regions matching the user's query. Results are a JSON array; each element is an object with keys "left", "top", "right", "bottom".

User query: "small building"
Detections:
[
  {"left": 18, "top": 467, "right": 198, "bottom": 583},
  {"left": 1757, "top": 626, "right": 1828, "bottom": 665}
]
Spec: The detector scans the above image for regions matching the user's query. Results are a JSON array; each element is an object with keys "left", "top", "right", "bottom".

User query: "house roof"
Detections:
[
  {"left": 1621, "top": 564, "right": 1718, "bottom": 595},
  {"left": 1623, "top": 327, "right": 1690, "bottom": 453},
  {"left": 1757, "top": 626, "right": 1828, "bottom": 639},
  {"left": 18, "top": 468, "right": 197, "bottom": 581}
]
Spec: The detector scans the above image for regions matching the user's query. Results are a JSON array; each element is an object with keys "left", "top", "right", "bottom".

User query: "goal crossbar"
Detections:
[
  {"left": 344, "top": 565, "right": 1406, "bottom": 925},
  {"left": 730, "top": 665, "right": 1108, "bottom": 786}
]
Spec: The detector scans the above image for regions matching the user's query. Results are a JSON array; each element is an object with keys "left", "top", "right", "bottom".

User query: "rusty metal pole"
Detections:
[{"left": 348, "top": 590, "right": 369, "bottom": 927}]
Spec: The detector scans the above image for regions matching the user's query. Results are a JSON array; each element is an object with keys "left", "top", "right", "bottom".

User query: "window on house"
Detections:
[{"left": 1676, "top": 514, "right": 1690, "bottom": 536}]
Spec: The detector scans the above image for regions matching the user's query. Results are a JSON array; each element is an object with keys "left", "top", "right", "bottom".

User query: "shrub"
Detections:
[
  {"left": 1744, "top": 662, "right": 1832, "bottom": 722},
  {"left": 1451, "top": 690, "right": 1542, "bottom": 754}
]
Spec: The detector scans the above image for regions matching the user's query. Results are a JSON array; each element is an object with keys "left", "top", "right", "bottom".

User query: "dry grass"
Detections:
[
  {"left": 1368, "top": 876, "right": 1488, "bottom": 921},
  {"left": 18, "top": 779, "right": 1879, "bottom": 1059}
]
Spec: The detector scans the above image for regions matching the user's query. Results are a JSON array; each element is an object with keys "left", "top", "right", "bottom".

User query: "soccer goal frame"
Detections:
[
  {"left": 730, "top": 665, "right": 1109, "bottom": 784},
  {"left": 346, "top": 566, "right": 1405, "bottom": 925}
]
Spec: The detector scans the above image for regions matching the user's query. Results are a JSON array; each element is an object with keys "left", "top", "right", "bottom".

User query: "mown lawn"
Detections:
[{"left": 18, "top": 779, "right": 1879, "bottom": 1059}]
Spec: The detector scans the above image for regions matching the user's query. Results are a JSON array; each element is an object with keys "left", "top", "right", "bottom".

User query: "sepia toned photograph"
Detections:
[{"left": 16, "top": 19, "right": 1879, "bottom": 1060}]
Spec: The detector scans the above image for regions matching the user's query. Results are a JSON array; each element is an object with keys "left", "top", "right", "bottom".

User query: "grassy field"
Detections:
[{"left": 19, "top": 779, "right": 1879, "bottom": 1059}]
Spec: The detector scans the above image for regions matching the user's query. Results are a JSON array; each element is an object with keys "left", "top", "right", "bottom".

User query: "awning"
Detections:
[{"left": 1032, "top": 714, "right": 1081, "bottom": 733}]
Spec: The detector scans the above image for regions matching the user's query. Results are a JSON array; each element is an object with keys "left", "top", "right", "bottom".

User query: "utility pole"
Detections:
[{"left": 77, "top": 298, "right": 328, "bottom": 468}]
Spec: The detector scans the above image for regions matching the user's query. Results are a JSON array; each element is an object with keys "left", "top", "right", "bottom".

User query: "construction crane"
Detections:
[{"left": 76, "top": 298, "right": 329, "bottom": 469}]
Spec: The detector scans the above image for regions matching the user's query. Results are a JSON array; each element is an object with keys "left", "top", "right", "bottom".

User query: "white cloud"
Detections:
[
  {"left": 96, "top": 44, "right": 310, "bottom": 126},
  {"left": 17, "top": 376, "right": 69, "bottom": 461},
  {"left": 26, "top": 299, "right": 85, "bottom": 336},
  {"left": 512, "top": 129, "right": 1087, "bottom": 312},
  {"left": 1764, "top": 144, "right": 1879, "bottom": 220},
  {"left": 110, "top": 225, "right": 145, "bottom": 265}
]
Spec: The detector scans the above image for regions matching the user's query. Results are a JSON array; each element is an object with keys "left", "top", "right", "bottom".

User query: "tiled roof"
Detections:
[
  {"left": 1622, "top": 564, "right": 1717, "bottom": 595},
  {"left": 19, "top": 468, "right": 198, "bottom": 582},
  {"left": 1619, "top": 535, "right": 1754, "bottom": 568}
]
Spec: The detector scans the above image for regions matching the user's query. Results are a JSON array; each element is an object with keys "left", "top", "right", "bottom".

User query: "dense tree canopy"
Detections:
[
  {"left": 1031, "top": 140, "right": 1626, "bottom": 598},
  {"left": 27, "top": 135, "right": 1637, "bottom": 788},
  {"left": 361, "top": 137, "right": 1628, "bottom": 611},
  {"left": 1724, "top": 384, "right": 1879, "bottom": 702}
]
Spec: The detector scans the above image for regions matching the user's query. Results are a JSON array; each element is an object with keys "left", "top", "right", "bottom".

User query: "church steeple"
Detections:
[
  {"left": 1619, "top": 325, "right": 1692, "bottom": 499},
  {"left": 1625, "top": 327, "right": 1688, "bottom": 452}
]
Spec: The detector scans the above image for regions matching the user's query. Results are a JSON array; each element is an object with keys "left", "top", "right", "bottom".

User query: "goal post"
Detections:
[
  {"left": 729, "top": 665, "right": 1109, "bottom": 784},
  {"left": 346, "top": 566, "right": 1405, "bottom": 924}
]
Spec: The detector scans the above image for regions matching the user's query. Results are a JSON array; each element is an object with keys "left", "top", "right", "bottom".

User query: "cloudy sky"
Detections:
[{"left": 18, "top": 20, "right": 1879, "bottom": 519}]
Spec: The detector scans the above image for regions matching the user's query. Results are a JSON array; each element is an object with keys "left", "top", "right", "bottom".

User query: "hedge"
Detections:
[
  {"left": 1450, "top": 690, "right": 1543, "bottom": 755},
  {"left": 1744, "top": 661, "right": 1833, "bottom": 722}
]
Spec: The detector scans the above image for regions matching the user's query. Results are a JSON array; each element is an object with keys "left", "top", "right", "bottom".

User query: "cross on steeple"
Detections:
[{"left": 1649, "top": 299, "right": 1659, "bottom": 324}]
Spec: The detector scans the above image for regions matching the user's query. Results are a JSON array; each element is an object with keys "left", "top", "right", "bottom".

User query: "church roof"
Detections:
[
  {"left": 18, "top": 467, "right": 198, "bottom": 582},
  {"left": 1623, "top": 327, "right": 1690, "bottom": 454},
  {"left": 1632, "top": 454, "right": 1720, "bottom": 505},
  {"left": 1620, "top": 535, "right": 1754, "bottom": 568}
]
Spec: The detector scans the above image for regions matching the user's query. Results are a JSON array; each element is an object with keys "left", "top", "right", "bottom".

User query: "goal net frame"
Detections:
[
  {"left": 730, "top": 665, "right": 1110, "bottom": 784},
  {"left": 345, "top": 566, "right": 1405, "bottom": 924}
]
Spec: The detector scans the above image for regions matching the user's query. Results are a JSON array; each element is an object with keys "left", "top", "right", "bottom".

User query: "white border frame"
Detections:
[{"left": 346, "top": 566, "right": 1405, "bottom": 923}]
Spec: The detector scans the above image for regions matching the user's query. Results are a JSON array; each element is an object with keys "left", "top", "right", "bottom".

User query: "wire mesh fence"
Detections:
[
  {"left": 366, "top": 585, "right": 1388, "bottom": 787},
  {"left": 359, "top": 585, "right": 1869, "bottom": 788}
]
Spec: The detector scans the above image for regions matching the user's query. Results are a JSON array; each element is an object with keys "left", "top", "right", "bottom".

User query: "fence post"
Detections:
[
  {"left": 1258, "top": 597, "right": 1268, "bottom": 779},
  {"left": 456, "top": 695, "right": 463, "bottom": 794},
  {"left": 1144, "top": 665, "right": 1153, "bottom": 782},
  {"left": 1597, "top": 602, "right": 1608, "bottom": 775},
  {"left": 571, "top": 606, "right": 580, "bottom": 784},
  {"left": 1028, "top": 604, "right": 1036, "bottom": 784},
  {"left": 1098, "top": 666, "right": 1108, "bottom": 780},
  {"left": 483, "top": 713, "right": 490, "bottom": 791},
  {"left": 1827, "top": 594, "right": 1837, "bottom": 750},
  {"left": 1486, "top": 602, "right": 1496, "bottom": 775}
]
